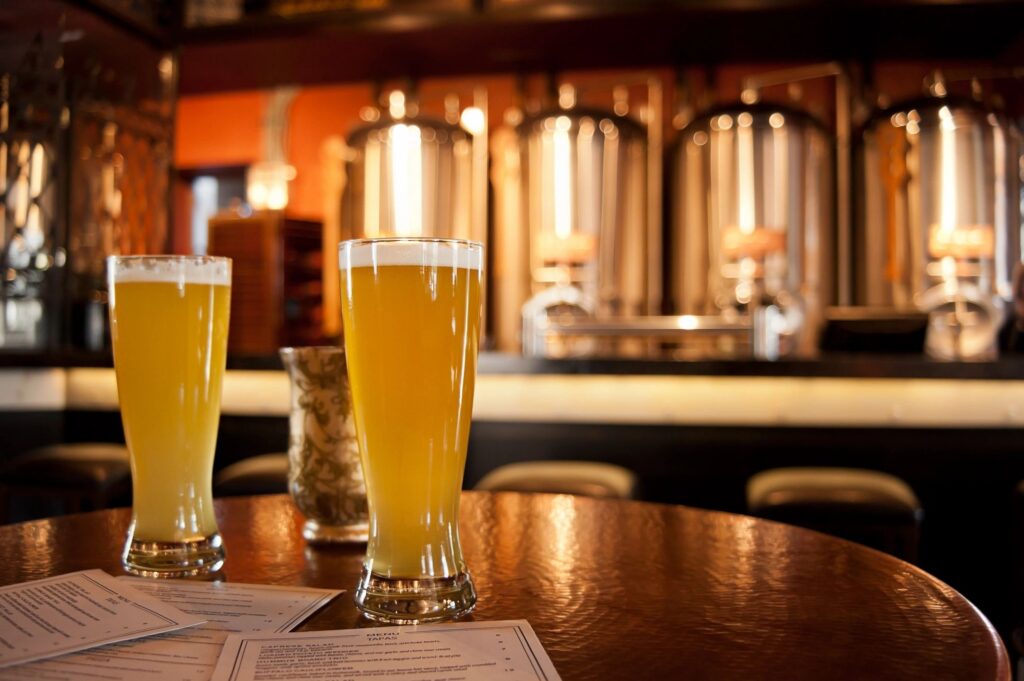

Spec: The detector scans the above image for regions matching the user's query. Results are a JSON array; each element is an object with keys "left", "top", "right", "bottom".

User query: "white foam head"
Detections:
[
  {"left": 108, "top": 256, "right": 231, "bottom": 286},
  {"left": 339, "top": 239, "right": 483, "bottom": 271}
]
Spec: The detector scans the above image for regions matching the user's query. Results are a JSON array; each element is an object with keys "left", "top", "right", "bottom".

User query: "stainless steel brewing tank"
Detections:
[
  {"left": 518, "top": 107, "right": 652, "bottom": 318},
  {"left": 340, "top": 114, "right": 473, "bottom": 240},
  {"left": 670, "top": 104, "right": 834, "bottom": 355},
  {"left": 858, "top": 96, "right": 1022, "bottom": 359}
]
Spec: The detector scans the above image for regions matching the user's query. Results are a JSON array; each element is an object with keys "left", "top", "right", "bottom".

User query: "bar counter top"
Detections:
[
  {"left": 4, "top": 349, "right": 1024, "bottom": 379},
  {"left": 2, "top": 353, "right": 1024, "bottom": 428}
]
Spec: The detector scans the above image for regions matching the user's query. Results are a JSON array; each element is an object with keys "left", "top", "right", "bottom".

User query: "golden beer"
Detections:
[
  {"left": 339, "top": 238, "right": 482, "bottom": 622},
  {"left": 108, "top": 256, "right": 231, "bottom": 577}
]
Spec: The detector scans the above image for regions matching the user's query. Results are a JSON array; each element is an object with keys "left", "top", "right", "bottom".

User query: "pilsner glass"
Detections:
[
  {"left": 339, "top": 238, "right": 482, "bottom": 623},
  {"left": 107, "top": 255, "right": 231, "bottom": 577}
]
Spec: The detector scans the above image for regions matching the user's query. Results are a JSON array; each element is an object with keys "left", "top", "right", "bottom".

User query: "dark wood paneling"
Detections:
[{"left": 177, "top": 2, "right": 1024, "bottom": 94}]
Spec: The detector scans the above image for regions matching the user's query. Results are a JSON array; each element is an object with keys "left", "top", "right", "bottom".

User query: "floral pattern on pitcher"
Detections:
[{"left": 280, "top": 346, "right": 369, "bottom": 542}]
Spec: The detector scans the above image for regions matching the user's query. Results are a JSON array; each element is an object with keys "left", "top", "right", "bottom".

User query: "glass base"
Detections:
[
  {"left": 355, "top": 568, "right": 476, "bottom": 624},
  {"left": 303, "top": 519, "right": 369, "bottom": 544},
  {"left": 123, "top": 533, "right": 225, "bottom": 578}
]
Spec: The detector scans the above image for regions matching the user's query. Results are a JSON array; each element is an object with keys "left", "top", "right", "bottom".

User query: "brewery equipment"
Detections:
[
  {"left": 322, "top": 87, "right": 485, "bottom": 339},
  {"left": 340, "top": 95, "right": 474, "bottom": 241},
  {"left": 670, "top": 102, "right": 835, "bottom": 357},
  {"left": 505, "top": 76, "right": 664, "bottom": 358},
  {"left": 858, "top": 82, "right": 1022, "bottom": 359}
]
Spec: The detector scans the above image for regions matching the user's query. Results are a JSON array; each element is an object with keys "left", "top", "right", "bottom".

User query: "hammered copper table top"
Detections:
[{"left": 0, "top": 492, "right": 1009, "bottom": 681}]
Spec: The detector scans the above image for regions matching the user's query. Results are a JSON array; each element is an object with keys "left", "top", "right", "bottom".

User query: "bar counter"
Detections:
[{"left": 3, "top": 353, "right": 1024, "bottom": 428}]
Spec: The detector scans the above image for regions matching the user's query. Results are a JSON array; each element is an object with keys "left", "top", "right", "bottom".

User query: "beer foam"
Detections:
[
  {"left": 108, "top": 257, "right": 231, "bottom": 286},
  {"left": 339, "top": 240, "right": 483, "bottom": 270}
]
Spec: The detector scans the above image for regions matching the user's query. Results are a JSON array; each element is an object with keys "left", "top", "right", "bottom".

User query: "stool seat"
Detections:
[
  {"left": 3, "top": 444, "right": 131, "bottom": 490},
  {"left": 475, "top": 461, "right": 638, "bottom": 499},
  {"left": 214, "top": 454, "right": 289, "bottom": 497},
  {"left": 0, "top": 443, "right": 131, "bottom": 523},
  {"left": 747, "top": 467, "right": 922, "bottom": 561}
]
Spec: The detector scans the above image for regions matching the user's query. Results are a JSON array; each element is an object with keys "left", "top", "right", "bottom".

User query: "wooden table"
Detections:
[{"left": 0, "top": 493, "right": 1010, "bottom": 680}]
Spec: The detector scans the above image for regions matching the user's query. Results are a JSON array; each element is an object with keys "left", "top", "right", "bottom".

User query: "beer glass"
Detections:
[
  {"left": 339, "top": 238, "right": 482, "bottom": 623},
  {"left": 108, "top": 255, "right": 231, "bottom": 577}
]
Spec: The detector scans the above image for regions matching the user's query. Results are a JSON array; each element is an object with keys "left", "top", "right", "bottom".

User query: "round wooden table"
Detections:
[{"left": 0, "top": 493, "right": 1009, "bottom": 680}]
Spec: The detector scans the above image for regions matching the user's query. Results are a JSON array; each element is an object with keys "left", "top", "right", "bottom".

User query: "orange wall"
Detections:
[
  {"left": 175, "top": 91, "right": 267, "bottom": 168},
  {"left": 286, "top": 84, "right": 372, "bottom": 221}
]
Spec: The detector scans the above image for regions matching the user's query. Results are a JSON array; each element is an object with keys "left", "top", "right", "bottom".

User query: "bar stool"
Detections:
[
  {"left": 0, "top": 443, "right": 131, "bottom": 524},
  {"left": 746, "top": 467, "right": 922, "bottom": 562},
  {"left": 214, "top": 453, "right": 289, "bottom": 497},
  {"left": 475, "top": 461, "right": 638, "bottom": 500}
]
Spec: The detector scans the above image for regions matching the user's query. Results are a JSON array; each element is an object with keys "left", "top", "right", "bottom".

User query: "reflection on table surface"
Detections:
[{"left": 0, "top": 492, "right": 1010, "bottom": 681}]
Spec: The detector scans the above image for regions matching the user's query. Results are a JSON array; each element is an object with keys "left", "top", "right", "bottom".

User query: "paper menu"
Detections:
[
  {"left": 211, "top": 620, "right": 563, "bottom": 681},
  {"left": 118, "top": 579, "right": 341, "bottom": 635},
  {"left": 0, "top": 570, "right": 205, "bottom": 669},
  {"left": 0, "top": 579, "right": 341, "bottom": 681}
]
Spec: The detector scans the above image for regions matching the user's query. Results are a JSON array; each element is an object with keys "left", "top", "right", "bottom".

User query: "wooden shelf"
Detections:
[{"left": 177, "top": 0, "right": 1024, "bottom": 94}]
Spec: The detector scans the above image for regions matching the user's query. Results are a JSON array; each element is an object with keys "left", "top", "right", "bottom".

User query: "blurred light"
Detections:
[
  {"left": 676, "top": 315, "right": 698, "bottom": 330},
  {"left": 29, "top": 144, "right": 45, "bottom": 198},
  {"left": 388, "top": 90, "right": 406, "bottom": 120},
  {"left": 191, "top": 175, "right": 218, "bottom": 255},
  {"left": 717, "top": 114, "right": 733, "bottom": 131},
  {"left": 246, "top": 162, "right": 295, "bottom": 211},
  {"left": 737, "top": 112, "right": 753, "bottom": 128},
  {"left": 459, "top": 106, "right": 485, "bottom": 136},
  {"left": 769, "top": 113, "right": 785, "bottom": 129},
  {"left": 158, "top": 55, "right": 174, "bottom": 82},
  {"left": 692, "top": 130, "right": 708, "bottom": 146},
  {"left": 555, "top": 115, "right": 572, "bottom": 132},
  {"left": 558, "top": 84, "right": 576, "bottom": 110},
  {"left": 613, "top": 85, "right": 629, "bottom": 116},
  {"left": 890, "top": 112, "right": 907, "bottom": 128}
]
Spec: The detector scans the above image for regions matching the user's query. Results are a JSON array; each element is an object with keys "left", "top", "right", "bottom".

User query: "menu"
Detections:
[
  {"left": 0, "top": 570, "right": 204, "bottom": 669},
  {"left": 0, "top": 578, "right": 341, "bottom": 681},
  {"left": 210, "top": 620, "right": 562, "bottom": 681}
]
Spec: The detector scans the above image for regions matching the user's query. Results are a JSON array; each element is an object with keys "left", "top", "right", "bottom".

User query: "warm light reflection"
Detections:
[
  {"left": 938, "top": 106, "right": 957, "bottom": 236},
  {"left": 553, "top": 116, "right": 573, "bottom": 240},
  {"left": 547, "top": 494, "right": 579, "bottom": 587},
  {"left": 389, "top": 124, "right": 423, "bottom": 236},
  {"left": 364, "top": 137, "right": 381, "bottom": 235},
  {"left": 737, "top": 115, "right": 755, "bottom": 235}
]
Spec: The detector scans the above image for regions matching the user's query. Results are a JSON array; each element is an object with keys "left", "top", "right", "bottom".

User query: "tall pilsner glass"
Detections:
[
  {"left": 339, "top": 238, "right": 482, "bottom": 623},
  {"left": 108, "top": 256, "right": 231, "bottom": 577}
]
